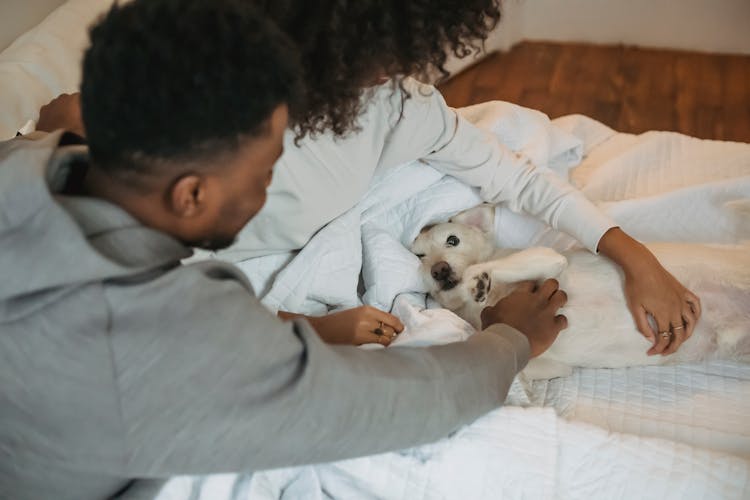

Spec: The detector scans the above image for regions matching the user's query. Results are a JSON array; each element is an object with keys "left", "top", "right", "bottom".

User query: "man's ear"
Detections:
[
  {"left": 449, "top": 203, "right": 495, "bottom": 233},
  {"left": 168, "top": 174, "right": 206, "bottom": 217}
]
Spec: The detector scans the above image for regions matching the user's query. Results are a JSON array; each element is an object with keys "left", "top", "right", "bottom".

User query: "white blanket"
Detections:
[
  {"left": 157, "top": 406, "right": 749, "bottom": 500},
  {"left": 165, "top": 104, "right": 750, "bottom": 499}
]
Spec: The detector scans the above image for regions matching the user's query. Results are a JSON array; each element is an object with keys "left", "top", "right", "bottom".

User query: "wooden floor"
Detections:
[{"left": 438, "top": 42, "right": 750, "bottom": 143}]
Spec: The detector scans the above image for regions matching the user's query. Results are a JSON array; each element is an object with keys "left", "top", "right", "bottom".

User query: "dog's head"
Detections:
[{"left": 410, "top": 204, "right": 496, "bottom": 303}]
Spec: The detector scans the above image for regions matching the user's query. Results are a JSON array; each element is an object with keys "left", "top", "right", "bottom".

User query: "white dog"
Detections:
[{"left": 411, "top": 204, "right": 750, "bottom": 379}]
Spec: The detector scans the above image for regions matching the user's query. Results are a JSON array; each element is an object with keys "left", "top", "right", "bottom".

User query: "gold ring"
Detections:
[{"left": 672, "top": 325, "right": 685, "bottom": 331}]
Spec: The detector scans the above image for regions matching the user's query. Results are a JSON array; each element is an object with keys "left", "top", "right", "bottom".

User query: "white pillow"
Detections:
[{"left": 0, "top": 0, "right": 114, "bottom": 139}]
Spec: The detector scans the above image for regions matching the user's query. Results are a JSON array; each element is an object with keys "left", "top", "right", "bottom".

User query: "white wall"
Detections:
[
  {"left": 3, "top": 0, "right": 748, "bottom": 70},
  {"left": 512, "top": 0, "right": 750, "bottom": 55},
  {"left": 0, "top": 0, "right": 66, "bottom": 51},
  {"left": 445, "top": 0, "right": 750, "bottom": 76}
]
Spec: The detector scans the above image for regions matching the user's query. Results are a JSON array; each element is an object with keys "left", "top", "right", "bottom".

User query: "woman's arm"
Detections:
[
  {"left": 278, "top": 306, "right": 404, "bottom": 346},
  {"left": 35, "top": 93, "right": 86, "bottom": 137}
]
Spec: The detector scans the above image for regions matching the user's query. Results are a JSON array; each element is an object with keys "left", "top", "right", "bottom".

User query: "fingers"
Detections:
[
  {"left": 537, "top": 279, "right": 560, "bottom": 299},
  {"left": 662, "top": 318, "right": 687, "bottom": 355},
  {"left": 549, "top": 289, "right": 568, "bottom": 310},
  {"left": 514, "top": 280, "right": 536, "bottom": 293},
  {"left": 686, "top": 291, "right": 702, "bottom": 321},
  {"left": 680, "top": 290, "right": 700, "bottom": 345},
  {"left": 649, "top": 290, "right": 701, "bottom": 356},
  {"left": 357, "top": 331, "right": 394, "bottom": 346},
  {"left": 539, "top": 279, "right": 566, "bottom": 318},
  {"left": 648, "top": 315, "right": 672, "bottom": 356},
  {"left": 373, "top": 331, "right": 394, "bottom": 346},
  {"left": 361, "top": 306, "right": 401, "bottom": 345},
  {"left": 383, "top": 323, "right": 400, "bottom": 340},
  {"left": 371, "top": 324, "right": 399, "bottom": 345},
  {"left": 554, "top": 314, "right": 568, "bottom": 330},
  {"left": 367, "top": 306, "right": 404, "bottom": 333},
  {"left": 682, "top": 307, "right": 696, "bottom": 340},
  {"left": 356, "top": 323, "right": 397, "bottom": 346},
  {"left": 632, "top": 307, "right": 656, "bottom": 345}
]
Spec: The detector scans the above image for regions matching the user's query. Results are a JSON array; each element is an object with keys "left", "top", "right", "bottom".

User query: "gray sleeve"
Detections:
[{"left": 106, "top": 263, "right": 529, "bottom": 476}]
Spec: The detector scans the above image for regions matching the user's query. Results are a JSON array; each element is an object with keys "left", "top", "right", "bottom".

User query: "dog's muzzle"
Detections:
[{"left": 431, "top": 261, "right": 459, "bottom": 290}]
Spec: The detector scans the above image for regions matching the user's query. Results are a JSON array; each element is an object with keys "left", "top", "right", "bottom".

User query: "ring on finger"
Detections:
[
  {"left": 659, "top": 331, "right": 672, "bottom": 339},
  {"left": 373, "top": 321, "right": 384, "bottom": 336},
  {"left": 671, "top": 324, "right": 685, "bottom": 331}
]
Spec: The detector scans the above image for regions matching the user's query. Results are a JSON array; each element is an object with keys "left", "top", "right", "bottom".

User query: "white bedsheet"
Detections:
[
  {"left": 157, "top": 105, "right": 750, "bottom": 499},
  {"left": 517, "top": 360, "right": 750, "bottom": 460}
]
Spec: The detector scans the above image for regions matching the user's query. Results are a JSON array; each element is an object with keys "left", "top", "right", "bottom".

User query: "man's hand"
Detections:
[
  {"left": 480, "top": 279, "right": 568, "bottom": 357},
  {"left": 279, "top": 306, "right": 404, "bottom": 346},
  {"left": 36, "top": 92, "right": 86, "bottom": 138}
]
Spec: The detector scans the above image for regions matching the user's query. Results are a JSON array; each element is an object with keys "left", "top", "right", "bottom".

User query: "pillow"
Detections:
[{"left": 0, "top": 0, "right": 114, "bottom": 139}]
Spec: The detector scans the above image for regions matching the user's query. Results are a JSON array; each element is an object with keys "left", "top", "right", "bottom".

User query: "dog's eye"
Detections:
[
  {"left": 446, "top": 235, "right": 460, "bottom": 247},
  {"left": 415, "top": 253, "right": 425, "bottom": 259}
]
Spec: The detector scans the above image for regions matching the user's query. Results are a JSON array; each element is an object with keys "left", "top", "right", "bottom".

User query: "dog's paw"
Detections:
[
  {"left": 470, "top": 272, "right": 491, "bottom": 303},
  {"left": 523, "top": 247, "right": 568, "bottom": 279}
]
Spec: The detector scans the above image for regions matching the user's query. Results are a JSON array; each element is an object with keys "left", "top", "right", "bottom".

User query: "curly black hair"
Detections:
[
  {"left": 254, "top": 0, "right": 502, "bottom": 138},
  {"left": 80, "top": 0, "right": 304, "bottom": 174}
]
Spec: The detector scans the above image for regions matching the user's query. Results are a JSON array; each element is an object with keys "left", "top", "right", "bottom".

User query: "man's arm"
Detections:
[{"left": 106, "top": 261, "right": 530, "bottom": 476}]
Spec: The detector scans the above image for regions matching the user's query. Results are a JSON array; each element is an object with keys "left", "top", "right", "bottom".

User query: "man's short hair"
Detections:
[{"left": 81, "top": 0, "right": 303, "bottom": 175}]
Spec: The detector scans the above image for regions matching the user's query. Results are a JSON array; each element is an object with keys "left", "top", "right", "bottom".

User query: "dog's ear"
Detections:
[{"left": 449, "top": 204, "right": 495, "bottom": 233}]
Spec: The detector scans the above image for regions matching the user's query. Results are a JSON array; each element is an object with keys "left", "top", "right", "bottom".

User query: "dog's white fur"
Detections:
[{"left": 411, "top": 204, "right": 750, "bottom": 379}]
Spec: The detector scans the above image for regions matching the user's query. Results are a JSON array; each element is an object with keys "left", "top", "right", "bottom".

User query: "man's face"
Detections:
[{"left": 185, "top": 104, "right": 288, "bottom": 250}]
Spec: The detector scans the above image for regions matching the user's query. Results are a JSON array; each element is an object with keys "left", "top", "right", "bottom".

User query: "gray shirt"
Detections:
[{"left": 0, "top": 131, "right": 530, "bottom": 500}]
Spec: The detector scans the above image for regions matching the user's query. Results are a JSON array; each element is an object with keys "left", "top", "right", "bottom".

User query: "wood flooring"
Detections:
[{"left": 438, "top": 42, "right": 750, "bottom": 142}]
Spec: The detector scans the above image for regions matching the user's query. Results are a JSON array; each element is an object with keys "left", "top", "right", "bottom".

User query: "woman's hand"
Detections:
[
  {"left": 36, "top": 93, "right": 86, "bottom": 138},
  {"left": 278, "top": 306, "right": 404, "bottom": 346},
  {"left": 598, "top": 227, "right": 701, "bottom": 355}
]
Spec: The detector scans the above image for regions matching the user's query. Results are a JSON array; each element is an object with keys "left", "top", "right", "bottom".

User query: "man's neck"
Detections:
[{"left": 82, "top": 163, "right": 169, "bottom": 233}]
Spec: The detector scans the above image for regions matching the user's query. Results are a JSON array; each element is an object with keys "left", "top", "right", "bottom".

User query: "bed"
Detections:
[{"left": 2, "top": 1, "right": 748, "bottom": 499}]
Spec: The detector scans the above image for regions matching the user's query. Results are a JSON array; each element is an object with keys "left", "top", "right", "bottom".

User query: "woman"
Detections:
[{"left": 245, "top": 0, "right": 701, "bottom": 356}]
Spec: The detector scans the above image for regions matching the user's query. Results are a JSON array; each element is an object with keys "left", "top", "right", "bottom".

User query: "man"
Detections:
[{"left": 0, "top": 1, "right": 566, "bottom": 498}]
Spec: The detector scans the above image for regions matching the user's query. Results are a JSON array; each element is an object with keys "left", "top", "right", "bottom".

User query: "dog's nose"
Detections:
[{"left": 431, "top": 261, "right": 452, "bottom": 281}]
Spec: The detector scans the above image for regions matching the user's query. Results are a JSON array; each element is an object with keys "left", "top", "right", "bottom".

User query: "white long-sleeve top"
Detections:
[{"left": 224, "top": 78, "right": 615, "bottom": 260}]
